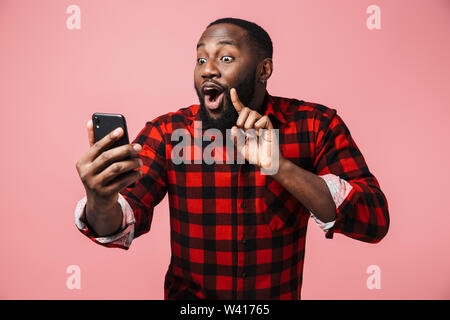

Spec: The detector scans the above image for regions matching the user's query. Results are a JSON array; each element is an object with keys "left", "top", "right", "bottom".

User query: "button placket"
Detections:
[{"left": 239, "top": 163, "right": 254, "bottom": 294}]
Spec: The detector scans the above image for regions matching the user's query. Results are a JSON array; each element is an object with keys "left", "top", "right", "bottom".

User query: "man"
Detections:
[{"left": 75, "top": 17, "right": 389, "bottom": 299}]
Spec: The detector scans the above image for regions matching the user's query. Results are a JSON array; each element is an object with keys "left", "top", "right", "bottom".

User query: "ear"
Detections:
[{"left": 257, "top": 58, "right": 273, "bottom": 84}]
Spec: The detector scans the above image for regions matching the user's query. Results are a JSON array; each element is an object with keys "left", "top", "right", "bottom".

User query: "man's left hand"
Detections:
[{"left": 229, "top": 88, "right": 283, "bottom": 172}]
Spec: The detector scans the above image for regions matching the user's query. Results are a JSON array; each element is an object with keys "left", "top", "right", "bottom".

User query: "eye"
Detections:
[
  {"left": 221, "top": 56, "right": 234, "bottom": 63},
  {"left": 197, "top": 58, "right": 207, "bottom": 65}
]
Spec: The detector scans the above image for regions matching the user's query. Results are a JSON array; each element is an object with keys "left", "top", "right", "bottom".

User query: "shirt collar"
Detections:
[{"left": 261, "top": 90, "right": 287, "bottom": 125}]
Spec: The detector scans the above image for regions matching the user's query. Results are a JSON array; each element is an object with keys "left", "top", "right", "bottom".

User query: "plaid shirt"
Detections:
[{"left": 75, "top": 91, "right": 389, "bottom": 299}]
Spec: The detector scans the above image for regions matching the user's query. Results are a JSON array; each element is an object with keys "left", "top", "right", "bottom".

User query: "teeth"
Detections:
[{"left": 204, "top": 88, "right": 217, "bottom": 94}]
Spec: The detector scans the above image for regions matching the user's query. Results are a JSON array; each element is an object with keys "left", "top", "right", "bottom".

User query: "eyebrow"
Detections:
[{"left": 196, "top": 40, "right": 237, "bottom": 49}]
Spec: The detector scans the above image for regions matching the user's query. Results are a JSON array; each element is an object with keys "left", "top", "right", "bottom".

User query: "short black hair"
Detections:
[{"left": 207, "top": 17, "right": 273, "bottom": 59}]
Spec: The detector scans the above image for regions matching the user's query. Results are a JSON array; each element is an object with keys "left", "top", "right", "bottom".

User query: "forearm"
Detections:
[
  {"left": 272, "top": 158, "right": 336, "bottom": 222},
  {"left": 85, "top": 197, "right": 123, "bottom": 237}
]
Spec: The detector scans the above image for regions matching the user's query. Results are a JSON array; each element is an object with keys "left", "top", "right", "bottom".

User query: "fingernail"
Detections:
[
  {"left": 112, "top": 127, "right": 122, "bottom": 137},
  {"left": 133, "top": 144, "right": 142, "bottom": 152},
  {"left": 138, "top": 159, "right": 143, "bottom": 166}
]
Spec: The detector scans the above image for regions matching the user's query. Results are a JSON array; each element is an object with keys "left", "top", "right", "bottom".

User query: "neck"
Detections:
[{"left": 251, "top": 85, "right": 268, "bottom": 113}]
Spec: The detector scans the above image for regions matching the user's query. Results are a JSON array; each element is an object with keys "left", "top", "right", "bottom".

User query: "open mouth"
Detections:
[{"left": 203, "top": 86, "right": 225, "bottom": 111}]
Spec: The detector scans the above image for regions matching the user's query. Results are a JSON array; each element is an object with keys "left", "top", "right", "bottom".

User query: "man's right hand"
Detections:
[{"left": 75, "top": 119, "right": 142, "bottom": 235}]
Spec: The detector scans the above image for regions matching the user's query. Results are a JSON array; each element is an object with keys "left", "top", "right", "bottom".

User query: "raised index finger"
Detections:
[{"left": 230, "top": 88, "right": 244, "bottom": 113}]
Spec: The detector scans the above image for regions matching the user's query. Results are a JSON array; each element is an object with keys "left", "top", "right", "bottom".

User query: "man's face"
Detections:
[{"left": 194, "top": 23, "right": 258, "bottom": 131}]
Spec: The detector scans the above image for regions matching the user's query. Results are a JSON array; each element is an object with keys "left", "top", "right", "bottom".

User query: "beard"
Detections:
[{"left": 195, "top": 68, "right": 257, "bottom": 132}]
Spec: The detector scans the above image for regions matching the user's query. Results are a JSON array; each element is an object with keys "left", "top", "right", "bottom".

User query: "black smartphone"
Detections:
[{"left": 92, "top": 113, "right": 136, "bottom": 188}]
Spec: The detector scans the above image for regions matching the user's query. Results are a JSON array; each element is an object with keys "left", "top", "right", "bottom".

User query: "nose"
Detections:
[{"left": 201, "top": 59, "right": 220, "bottom": 79}]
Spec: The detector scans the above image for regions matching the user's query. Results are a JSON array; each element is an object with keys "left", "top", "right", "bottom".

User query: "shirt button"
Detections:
[
  {"left": 242, "top": 237, "right": 247, "bottom": 245},
  {"left": 241, "top": 201, "right": 247, "bottom": 209},
  {"left": 242, "top": 272, "right": 247, "bottom": 278}
]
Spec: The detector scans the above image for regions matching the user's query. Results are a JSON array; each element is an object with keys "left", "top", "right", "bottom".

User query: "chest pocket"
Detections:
[{"left": 260, "top": 175, "right": 306, "bottom": 232}]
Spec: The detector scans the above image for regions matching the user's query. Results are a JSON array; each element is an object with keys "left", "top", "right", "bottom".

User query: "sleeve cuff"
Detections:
[
  {"left": 74, "top": 193, "right": 136, "bottom": 249},
  {"left": 310, "top": 173, "right": 353, "bottom": 232}
]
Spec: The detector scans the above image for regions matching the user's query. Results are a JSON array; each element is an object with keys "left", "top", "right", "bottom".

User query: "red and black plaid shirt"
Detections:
[{"left": 81, "top": 91, "right": 389, "bottom": 299}]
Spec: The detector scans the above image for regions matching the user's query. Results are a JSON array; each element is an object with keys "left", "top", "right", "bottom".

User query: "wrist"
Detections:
[
  {"left": 86, "top": 193, "right": 119, "bottom": 217},
  {"left": 272, "top": 156, "right": 290, "bottom": 181}
]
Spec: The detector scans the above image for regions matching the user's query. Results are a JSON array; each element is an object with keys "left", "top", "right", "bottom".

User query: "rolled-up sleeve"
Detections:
[
  {"left": 74, "top": 193, "right": 135, "bottom": 249},
  {"left": 310, "top": 173, "right": 354, "bottom": 231},
  {"left": 313, "top": 109, "right": 390, "bottom": 243}
]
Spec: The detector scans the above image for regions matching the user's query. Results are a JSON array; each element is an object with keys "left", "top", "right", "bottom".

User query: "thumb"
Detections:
[{"left": 87, "top": 119, "right": 95, "bottom": 147}]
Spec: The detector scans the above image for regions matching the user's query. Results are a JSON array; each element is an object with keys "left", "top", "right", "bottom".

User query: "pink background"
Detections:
[{"left": 1, "top": 0, "right": 449, "bottom": 299}]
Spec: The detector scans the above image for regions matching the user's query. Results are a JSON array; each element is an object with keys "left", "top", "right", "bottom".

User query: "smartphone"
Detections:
[{"left": 92, "top": 113, "right": 136, "bottom": 188}]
